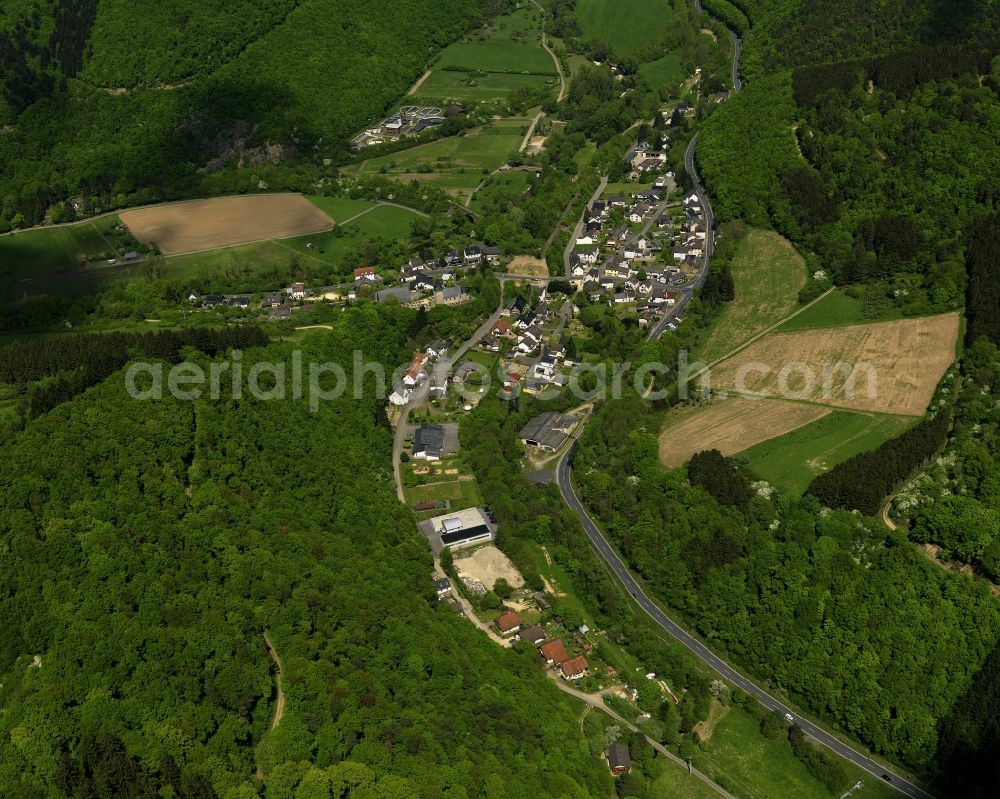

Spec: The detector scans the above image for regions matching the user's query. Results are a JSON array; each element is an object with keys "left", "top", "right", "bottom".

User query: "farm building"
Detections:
[{"left": 519, "top": 412, "right": 576, "bottom": 452}]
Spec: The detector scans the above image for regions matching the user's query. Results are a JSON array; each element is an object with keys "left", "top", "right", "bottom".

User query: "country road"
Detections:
[{"left": 392, "top": 295, "right": 504, "bottom": 502}]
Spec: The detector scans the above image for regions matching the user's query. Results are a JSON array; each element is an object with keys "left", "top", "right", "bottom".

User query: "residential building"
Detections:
[
  {"left": 607, "top": 743, "right": 631, "bottom": 775},
  {"left": 434, "top": 578, "right": 452, "bottom": 597},
  {"left": 559, "top": 655, "right": 589, "bottom": 681},
  {"left": 518, "top": 625, "right": 546, "bottom": 645},
  {"left": 495, "top": 610, "right": 523, "bottom": 636},
  {"left": 412, "top": 423, "right": 444, "bottom": 460},
  {"left": 539, "top": 639, "right": 569, "bottom": 665}
]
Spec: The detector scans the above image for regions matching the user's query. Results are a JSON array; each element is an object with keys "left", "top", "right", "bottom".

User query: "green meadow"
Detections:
[
  {"left": 415, "top": 70, "right": 556, "bottom": 103},
  {"left": 740, "top": 409, "right": 916, "bottom": 494},
  {"left": 575, "top": 0, "right": 675, "bottom": 59}
]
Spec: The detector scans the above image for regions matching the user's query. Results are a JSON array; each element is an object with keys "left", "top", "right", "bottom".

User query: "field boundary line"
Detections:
[{"left": 691, "top": 287, "right": 835, "bottom": 380}]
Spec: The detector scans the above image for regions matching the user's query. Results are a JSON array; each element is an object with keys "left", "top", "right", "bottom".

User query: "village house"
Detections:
[
  {"left": 607, "top": 743, "right": 631, "bottom": 775},
  {"left": 288, "top": 282, "right": 306, "bottom": 300},
  {"left": 402, "top": 352, "right": 428, "bottom": 386},
  {"left": 518, "top": 624, "right": 546, "bottom": 645},
  {"left": 435, "top": 286, "right": 469, "bottom": 305},
  {"left": 353, "top": 266, "right": 379, "bottom": 283},
  {"left": 412, "top": 423, "right": 444, "bottom": 460},
  {"left": 539, "top": 639, "right": 569, "bottom": 665},
  {"left": 559, "top": 655, "right": 589, "bottom": 681},
  {"left": 463, "top": 245, "right": 483, "bottom": 264},
  {"left": 434, "top": 577, "right": 452, "bottom": 597},
  {"left": 494, "top": 610, "right": 522, "bottom": 637},
  {"left": 452, "top": 362, "right": 480, "bottom": 384}
]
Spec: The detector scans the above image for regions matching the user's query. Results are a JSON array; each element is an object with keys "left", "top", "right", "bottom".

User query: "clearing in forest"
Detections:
[
  {"left": 659, "top": 397, "right": 830, "bottom": 467},
  {"left": 698, "top": 229, "right": 807, "bottom": 364},
  {"left": 120, "top": 194, "right": 334, "bottom": 255},
  {"left": 706, "top": 313, "right": 960, "bottom": 416},
  {"left": 454, "top": 545, "right": 525, "bottom": 592}
]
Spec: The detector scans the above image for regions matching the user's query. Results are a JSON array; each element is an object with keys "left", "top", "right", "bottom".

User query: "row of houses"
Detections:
[
  {"left": 493, "top": 611, "right": 591, "bottom": 681},
  {"left": 389, "top": 341, "right": 451, "bottom": 406}
]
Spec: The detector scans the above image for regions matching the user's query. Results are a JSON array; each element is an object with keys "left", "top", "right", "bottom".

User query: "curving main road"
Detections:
[
  {"left": 555, "top": 6, "right": 935, "bottom": 798},
  {"left": 555, "top": 447, "right": 933, "bottom": 798}
]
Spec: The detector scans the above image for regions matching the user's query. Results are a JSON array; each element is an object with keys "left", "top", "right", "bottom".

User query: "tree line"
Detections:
[{"left": 806, "top": 405, "right": 953, "bottom": 515}]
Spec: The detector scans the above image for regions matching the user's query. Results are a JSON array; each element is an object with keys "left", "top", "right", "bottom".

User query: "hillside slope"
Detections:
[
  {"left": 0, "top": 0, "right": 498, "bottom": 227},
  {"left": 0, "top": 307, "right": 613, "bottom": 797}
]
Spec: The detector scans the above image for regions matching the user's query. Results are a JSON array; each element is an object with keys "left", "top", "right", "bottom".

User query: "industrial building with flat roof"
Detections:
[{"left": 428, "top": 507, "right": 495, "bottom": 549}]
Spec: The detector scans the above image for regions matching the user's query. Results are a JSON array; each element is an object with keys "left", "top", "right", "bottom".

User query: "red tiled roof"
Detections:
[
  {"left": 559, "top": 655, "right": 589, "bottom": 677},
  {"left": 495, "top": 610, "right": 522, "bottom": 632},
  {"left": 539, "top": 639, "right": 569, "bottom": 663},
  {"left": 354, "top": 266, "right": 375, "bottom": 276}
]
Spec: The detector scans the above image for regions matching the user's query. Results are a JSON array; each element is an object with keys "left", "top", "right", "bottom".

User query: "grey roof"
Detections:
[
  {"left": 376, "top": 286, "right": 412, "bottom": 304},
  {"left": 519, "top": 624, "right": 546, "bottom": 644},
  {"left": 413, "top": 423, "right": 444, "bottom": 458},
  {"left": 434, "top": 577, "right": 452, "bottom": 592},
  {"left": 519, "top": 412, "right": 576, "bottom": 450},
  {"left": 441, "top": 286, "right": 467, "bottom": 300},
  {"left": 608, "top": 742, "right": 630, "bottom": 769},
  {"left": 441, "top": 524, "right": 492, "bottom": 546}
]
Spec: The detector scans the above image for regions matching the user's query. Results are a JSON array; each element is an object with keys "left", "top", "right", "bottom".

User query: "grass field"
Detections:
[
  {"left": 416, "top": 70, "right": 556, "bottom": 103},
  {"left": 699, "top": 229, "right": 807, "bottom": 364},
  {"left": 437, "top": 41, "right": 556, "bottom": 75},
  {"left": 279, "top": 204, "right": 424, "bottom": 266},
  {"left": 405, "top": 479, "right": 482, "bottom": 510},
  {"left": 709, "top": 312, "right": 960, "bottom": 416},
  {"left": 412, "top": 6, "right": 557, "bottom": 104},
  {"left": 469, "top": 170, "right": 532, "bottom": 215},
  {"left": 639, "top": 53, "right": 685, "bottom": 88},
  {"left": 740, "top": 410, "right": 916, "bottom": 493},
  {"left": 576, "top": 0, "right": 675, "bottom": 59},
  {"left": 305, "top": 196, "right": 377, "bottom": 222},
  {"left": 346, "top": 127, "right": 525, "bottom": 198},
  {"left": 776, "top": 286, "right": 907, "bottom": 333},
  {"left": 693, "top": 706, "right": 900, "bottom": 799},
  {"left": 659, "top": 397, "right": 830, "bottom": 468},
  {"left": 0, "top": 216, "right": 135, "bottom": 299}
]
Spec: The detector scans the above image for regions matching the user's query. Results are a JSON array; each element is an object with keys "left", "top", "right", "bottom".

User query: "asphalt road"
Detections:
[
  {"left": 562, "top": 12, "right": 935, "bottom": 796},
  {"left": 555, "top": 449, "right": 934, "bottom": 798}
]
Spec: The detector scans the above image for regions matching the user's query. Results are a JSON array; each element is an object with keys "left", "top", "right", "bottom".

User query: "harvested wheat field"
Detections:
[
  {"left": 506, "top": 255, "right": 548, "bottom": 277},
  {"left": 120, "top": 194, "right": 334, "bottom": 255},
  {"left": 706, "top": 312, "right": 959, "bottom": 416},
  {"left": 659, "top": 397, "right": 829, "bottom": 467}
]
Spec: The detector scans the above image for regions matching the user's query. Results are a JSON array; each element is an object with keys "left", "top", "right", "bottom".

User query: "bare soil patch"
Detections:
[
  {"left": 659, "top": 397, "right": 830, "bottom": 467},
  {"left": 121, "top": 194, "right": 333, "bottom": 255},
  {"left": 707, "top": 313, "right": 959, "bottom": 416},
  {"left": 454, "top": 544, "right": 524, "bottom": 591},
  {"left": 507, "top": 255, "right": 548, "bottom": 276}
]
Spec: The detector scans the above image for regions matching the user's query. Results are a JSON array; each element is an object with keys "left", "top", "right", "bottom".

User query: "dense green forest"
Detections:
[
  {"left": 571, "top": 394, "right": 1000, "bottom": 774},
  {"left": 0, "top": 0, "right": 502, "bottom": 227},
  {"left": 698, "top": 0, "right": 1000, "bottom": 316},
  {"left": 0, "top": 303, "right": 626, "bottom": 797}
]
